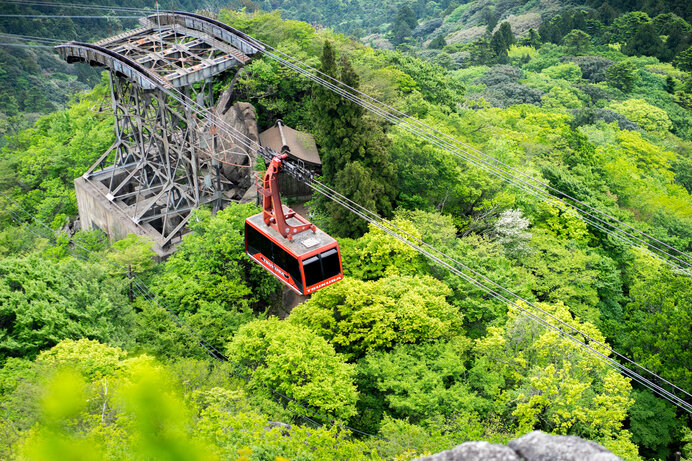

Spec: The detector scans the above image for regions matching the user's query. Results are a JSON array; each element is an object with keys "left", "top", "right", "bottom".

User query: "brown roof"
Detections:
[{"left": 259, "top": 120, "right": 321, "bottom": 166}]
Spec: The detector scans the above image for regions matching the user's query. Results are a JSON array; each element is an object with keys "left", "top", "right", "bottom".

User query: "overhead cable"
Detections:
[{"left": 0, "top": 191, "right": 388, "bottom": 442}]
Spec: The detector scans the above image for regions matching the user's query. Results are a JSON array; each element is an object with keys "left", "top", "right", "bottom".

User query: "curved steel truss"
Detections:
[{"left": 57, "top": 11, "right": 260, "bottom": 250}]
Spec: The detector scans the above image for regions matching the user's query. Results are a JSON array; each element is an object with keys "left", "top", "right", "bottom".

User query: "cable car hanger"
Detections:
[{"left": 259, "top": 152, "right": 315, "bottom": 240}]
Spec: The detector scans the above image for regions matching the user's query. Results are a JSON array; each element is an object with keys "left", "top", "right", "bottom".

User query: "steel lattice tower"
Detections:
[{"left": 57, "top": 12, "right": 262, "bottom": 254}]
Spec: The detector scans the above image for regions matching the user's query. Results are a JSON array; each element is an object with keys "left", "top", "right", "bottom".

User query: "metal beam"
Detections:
[{"left": 59, "top": 11, "right": 256, "bottom": 250}]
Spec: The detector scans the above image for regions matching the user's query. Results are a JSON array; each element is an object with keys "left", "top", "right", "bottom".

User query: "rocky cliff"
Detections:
[{"left": 416, "top": 431, "right": 621, "bottom": 461}]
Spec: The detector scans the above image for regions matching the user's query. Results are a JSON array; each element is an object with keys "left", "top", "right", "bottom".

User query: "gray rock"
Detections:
[
  {"left": 415, "top": 441, "right": 521, "bottom": 461},
  {"left": 265, "top": 421, "right": 291, "bottom": 437},
  {"left": 508, "top": 431, "right": 622, "bottom": 461},
  {"left": 209, "top": 100, "right": 259, "bottom": 193}
]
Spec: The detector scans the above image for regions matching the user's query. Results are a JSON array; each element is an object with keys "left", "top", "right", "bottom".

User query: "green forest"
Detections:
[{"left": 1, "top": 1, "right": 692, "bottom": 460}]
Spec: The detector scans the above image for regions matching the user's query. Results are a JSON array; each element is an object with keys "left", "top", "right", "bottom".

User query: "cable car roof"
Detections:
[
  {"left": 246, "top": 206, "right": 337, "bottom": 257},
  {"left": 259, "top": 121, "right": 321, "bottom": 167}
]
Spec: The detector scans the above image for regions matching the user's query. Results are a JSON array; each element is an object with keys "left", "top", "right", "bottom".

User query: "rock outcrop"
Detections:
[
  {"left": 416, "top": 441, "right": 520, "bottom": 461},
  {"left": 210, "top": 91, "right": 261, "bottom": 202},
  {"left": 415, "top": 431, "right": 621, "bottom": 461}
]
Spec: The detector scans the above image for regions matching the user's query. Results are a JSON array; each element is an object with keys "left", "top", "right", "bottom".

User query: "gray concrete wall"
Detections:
[{"left": 74, "top": 176, "right": 171, "bottom": 258}]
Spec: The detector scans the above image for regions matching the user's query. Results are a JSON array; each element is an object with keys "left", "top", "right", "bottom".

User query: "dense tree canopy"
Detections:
[
  {"left": 0, "top": 254, "right": 132, "bottom": 363},
  {"left": 2, "top": 4, "right": 692, "bottom": 459}
]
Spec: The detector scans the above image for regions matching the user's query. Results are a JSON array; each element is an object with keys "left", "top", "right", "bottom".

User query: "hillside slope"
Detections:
[{"left": 0, "top": 6, "right": 691, "bottom": 461}]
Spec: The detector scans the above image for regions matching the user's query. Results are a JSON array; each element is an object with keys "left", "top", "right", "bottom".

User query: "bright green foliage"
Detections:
[
  {"left": 389, "top": 124, "right": 502, "bottom": 218},
  {"left": 543, "top": 63, "right": 583, "bottom": 82},
  {"left": 0, "top": 223, "right": 43, "bottom": 257},
  {"left": 226, "top": 318, "right": 358, "bottom": 420},
  {"left": 428, "top": 232, "right": 527, "bottom": 332},
  {"left": 563, "top": 29, "right": 592, "bottom": 54},
  {"left": 36, "top": 339, "right": 126, "bottom": 380},
  {"left": 606, "top": 61, "right": 638, "bottom": 93},
  {"left": 357, "top": 337, "right": 477, "bottom": 426},
  {"left": 339, "top": 220, "right": 427, "bottom": 281},
  {"left": 0, "top": 254, "right": 132, "bottom": 363},
  {"left": 132, "top": 299, "right": 210, "bottom": 360},
  {"left": 106, "top": 233, "right": 156, "bottom": 276},
  {"left": 143, "top": 204, "right": 278, "bottom": 350},
  {"left": 290, "top": 275, "right": 461, "bottom": 359},
  {"left": 114, "top": 362, "right": 219, "bottom": 461},
  {"left": 14, "top": 363, "right": 218, "bottom": 461},
  {"left": 522, "top": 231, "right": 602, "bottom": 322},
  {"left": 3, "top": 343, "right": 385, "bottom": 460},
  {"left": 620, "top": 254, "right": 692, "bottom": 391},
  {"left": 17, "top": 369, "right": 105, "bottom": 461},
  {"left": 0, "top": 82, "right": 113, "bottom": 226},
  {"left": 193, "top": 387, "right": 378, "bottom": 460},
  {"left": 376, "top": 413, "right": 489, "bottom": 459},
  {"left": 609, "top": 98, "right": 673, "bottom": 133},
  {"left": 473, "top": 302, "right": 639, "bottom": 459},
  {"left": 542, "top": 85, "right": 585, "bottom": 109},
  {"left": 68, "top": 229, "right": 108, "bottom": 261},
  {"left": 4, "top": 6, "right": 692, "bottom": 459},
  {"left": 155, "top": 204, "right": 277, "bottom": 329}
]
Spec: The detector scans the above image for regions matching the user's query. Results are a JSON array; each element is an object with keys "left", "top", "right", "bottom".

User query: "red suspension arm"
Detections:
[{"left": 260, "top": 154, "right": 315, "bottom": 240}]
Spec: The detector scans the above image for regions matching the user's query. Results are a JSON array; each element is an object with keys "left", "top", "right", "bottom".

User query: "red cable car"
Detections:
[{"left": 245, "top": 153, "right": 343, "bottom": 295}]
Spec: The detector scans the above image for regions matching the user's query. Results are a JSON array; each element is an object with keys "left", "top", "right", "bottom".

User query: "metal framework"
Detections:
[
  {"left": 257, "top": 153, "right": 316, "bottom": 241},
  {"left": 56, "top": 12, "right": 262, "bottom": 248}
]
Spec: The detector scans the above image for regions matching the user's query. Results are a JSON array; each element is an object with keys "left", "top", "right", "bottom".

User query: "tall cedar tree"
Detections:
[
  {"left": 563, "top": 29, "right": 592, "bottom": 54},
  {"left": 624, "top": 22, "right": 665, "bottom": 57},
  {"left": 311, "top": 41, "right": 397, "bottom": 236},
  {"left": 490, "top": 22, "right": 514, "bottom": 63},
  {"left": 392, "top": 5, "right": 417, "bottom": 45}
]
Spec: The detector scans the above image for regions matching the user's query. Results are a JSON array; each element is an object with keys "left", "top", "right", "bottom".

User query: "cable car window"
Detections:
[
  {"left": 273, "top": 243, "right": 303, "bottom": 291},
  {"left": 246, "top": 223, "right": 271, "bottom": 257},
  {"left": 303, "top": 255, "right": 323, "bottom": 287},
  {"left": 321, "top": 248, "right": 341, "bottom": 279}
]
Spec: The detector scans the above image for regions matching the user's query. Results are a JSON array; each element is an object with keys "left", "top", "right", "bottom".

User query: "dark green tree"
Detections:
[
  {"left": 482, "top": 6, "right": 498, "bottom": 35},
  {"left": 311, "top": 42, "right": 397, "bottom": 236},
  {"left": 391, "top": 5, "right": 417, "bottom": 46},
  {"left": 563, "top": 29, "right": 592, "bottom": 54},
  {"left": 623, "top": 23, "right": 665, "bottom": 57},
  {"left": 597, "top": 2, "right": 618, "bottom": 25},
  {"left": 539, "top": 15, "right": 563, "bottom": 43},
  {"left": 494, "top": 21, "right": 515, "bottom": 50},
  {"left": 610, "top": 11, "right": 652, "bottom": 44},
  {"left": 674, "top": 45, "right": 692, "bottom": 71},
  {"left": 393, "top": 21, "right": 413, "bottom": 46},
  {"left": 520, "top": 28, "right": 541, "bottom": 48},
  {"left": 469, "top": 37, "right": 494, "bottom": 65},
  {"left": 653, "top": 13, "right": 692, "bottom": 60},
  {"left": 666, "top": 75, "right": 677, "bottom": 93},
  {"left": 428, "top": 34, "right": 447, "bottom": 49},
  {"left": 628, "top": 389, "right": 678, "bottom": 459},
  {"left": 490, "top": 22, "right": 514, "bottom": 64},
  {"left": 606, "top": 61, "right": 638, "bottom": 93}
]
